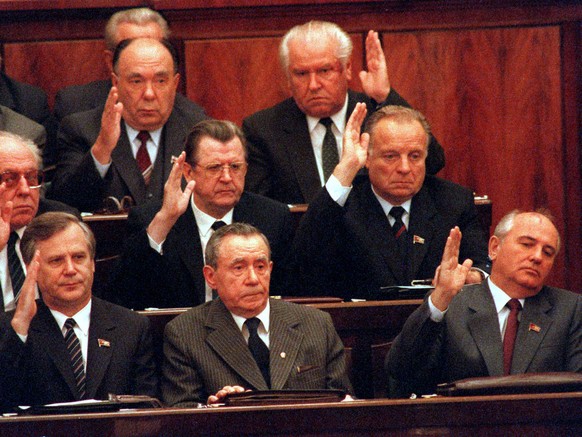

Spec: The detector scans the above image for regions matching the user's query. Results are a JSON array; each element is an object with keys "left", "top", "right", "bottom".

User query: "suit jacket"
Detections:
[
  {"left": 0, "top": 105, "right": 46, "bottom": 148},
  {"left": 161, "top": 298, "right": 352, "bottom": 406},
  {"left": 0, "top": 297, "right": 158, "bottom": 409},
  {"left": 105, "top": 191, "right": 295, "bottom": 310},
  {"left": 292, "top": 175, "right": 488, "bottom": 300},
  {"left": 48, "top": 101, "right": 206, "bottom": 212},
  {"left": 0, "top": 72, "right": 57, "bottom": 167},
  {"left": 385, "top": 283, "right": 582, "bottom": 397},
  {"left": 242, "top": 89, "right": 446, "bottom": 204}
]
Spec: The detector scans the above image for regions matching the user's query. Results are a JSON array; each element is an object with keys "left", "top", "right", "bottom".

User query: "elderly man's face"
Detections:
[
  {"left": 287, "top": 37, "right": 351, "bottom": 118},
  {"left": 112, "top": 38, "right": 179, "bottom": 131},
  {"left": 0, "top": 139, "right": 40, "bottom": 231},
  {"left": 489, "top": 213, "right": 559, "bottom": 298},
  {"left": 204, "top": 234, "right": 272, "bottom": 318},
  {"left": 366, "top": 118, "right": 428, "bottom": 205},
  {"left": 36, "top": 223, "right": 95, "bottom": 316},
  {"left": 184, "top": 136, "right": 247, "bottom": 219}
]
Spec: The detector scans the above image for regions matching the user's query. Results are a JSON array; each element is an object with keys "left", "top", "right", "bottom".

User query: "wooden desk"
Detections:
[
  {"left": 140, "top": 300, "right": 423, "bottom": 399},
  {"left": 2, "top": 393, "right": 580, "bottom": 436}
]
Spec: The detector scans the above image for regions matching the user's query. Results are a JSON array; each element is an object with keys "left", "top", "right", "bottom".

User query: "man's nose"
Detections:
[
  {"left": 245, "top": 266, "right": 259, "bottom": 284},
  {"left": 308, "top": 72, "right": 322, "bottom": 90}
]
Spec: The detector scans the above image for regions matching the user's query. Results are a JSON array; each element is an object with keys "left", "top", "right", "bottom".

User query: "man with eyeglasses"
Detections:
[
  {"left": 243, "top": 21, "right": 445, "bottom": 205},
  {"left": 105, "top": 120, "right": 294, "bottom": 310},
  {"left": 48, "top": 38, "right": 206, "bottom": 212},
  {"left": 0, "top": 131, "right": 78, "bottom": 312}
]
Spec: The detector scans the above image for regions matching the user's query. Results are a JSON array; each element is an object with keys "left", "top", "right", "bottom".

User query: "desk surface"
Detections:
[{"left": 2, "top": 392, "right": 580, "bottom": 436}]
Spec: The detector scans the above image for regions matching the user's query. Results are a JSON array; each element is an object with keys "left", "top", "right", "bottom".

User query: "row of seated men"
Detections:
[{"left": 0, "top": 208, "right": 579, "bottom": 410}]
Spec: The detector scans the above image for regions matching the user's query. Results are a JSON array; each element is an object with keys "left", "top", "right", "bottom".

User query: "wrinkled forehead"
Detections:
[
  {"left": 509, "top": 213, "right": 560, "bottom": 250},
  {"left": 0, "top": 142, "right": 38, "bottom": 171}
]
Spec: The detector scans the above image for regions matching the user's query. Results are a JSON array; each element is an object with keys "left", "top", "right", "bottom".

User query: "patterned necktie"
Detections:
[
  {"left": 7, "top": 232, "right": 25, "bottom": 303},
  {"left": 136, "top": 130, "right": 153, "bottom": 185},
  {"left": 64, "top": 318, "right": 86, "bottom": 399},
  {"left": 245, "top": 317, "right": 270, "bottom": 387},
  {"left": 320, "top": 117, "right": 339, "bottom": 182},
  {"left": 503, "top": 299, "right": 522, "bottom": 375},
  {"left": 389, "top": 206, "right": 407, "bottom": 239}
]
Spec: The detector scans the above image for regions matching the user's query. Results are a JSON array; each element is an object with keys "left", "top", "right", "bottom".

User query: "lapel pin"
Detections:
[
  {"left": 280, "top": 352, "right": 286, "bottom": 359},
  {"left": 98, "top": 338, "right": 111, "bottom": 348},
  {"left": 413, "top": 235, "right": 425, "bottom": 245},
  {"left": 528, "top": 323, "right": 541, "bottom": 333}
]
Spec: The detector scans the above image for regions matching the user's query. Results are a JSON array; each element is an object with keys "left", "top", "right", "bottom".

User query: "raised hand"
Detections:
[
  {"left": 92, "top": 86, "right": 123, "bottom": 165},
  {"left": 359, "top": 30, "right": 391, "bottom": 103},
  {"left": 11, "top": 250, "right": 40, "bottom": 336},
  {"left": 333, "top": 102, "right": 369, "bottom": 186},
  {"left": 430, "top": 227, "right": 473, "bottom": 311}
]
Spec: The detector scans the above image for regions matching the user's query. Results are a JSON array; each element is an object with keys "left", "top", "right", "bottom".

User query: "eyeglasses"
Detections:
[
  {"left": 0, "top": 170, "right": 44, "bottom": 189},
  {"left": 195, "top": 162, "right": 247, "bottom": 178}
]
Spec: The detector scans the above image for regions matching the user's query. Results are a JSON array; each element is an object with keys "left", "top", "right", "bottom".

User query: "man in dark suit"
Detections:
[
  {"left": 161, "top": 223, "right": 352, "bottom": 406},
  {"left": 106, "top": 120, "right": 294, "bottom": 310},
  {"left": 293, "top": 104, "right": 488, "bottom": 300},
  {"left": 0, "top": 131, "right": 78, "bottom": 312},
  {"left": 0, "top": 105, "right": 46, "bottom": 149},
  {"left": 386, "top": 210, "right": 582, "bottom": 397},
  {"left": 53, "top": 7, "right": 203, "bottom": 123},
  {"left": 48, "top": 38, "right": 206, "bottom": 212},
  {"left": 0, "top": 212, "right": 157, "bottom": 410},
  {"left": 0, "top": 61, "right": 57, "bottom": 167},
  {"left": 243, "top": 21, "right": 445, "bottom": 205}
]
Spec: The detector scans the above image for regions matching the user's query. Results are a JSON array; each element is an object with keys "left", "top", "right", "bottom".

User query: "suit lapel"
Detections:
[
  {"left": 281, "top": 103, "right": 322, "bottom": 203},
  {"left": 85, "top": 298, "right": 115, "bottom": 399},
  {"left": 408, "top": 187, "right": 437, "bottom": 281},
  {"left": 174, "top": 208, "right": 206, "bottom": 304},
  {"left": 205, "top": 300, "right": 269, "bottom": 390},
  {"left": 111, "top": 124, "right": 147, "bottom": 203},
  {"left": 512, "top": 289, "right": 553, "bottom": 373},
  {"left": 466, "top": 284, "right": 505, "bottom": 376},
  {"left": 268, "top": 300, "right": 304, "bottom": 390},
  {"left": 31, "top": 302, "right": 79, "bottom": 399}
]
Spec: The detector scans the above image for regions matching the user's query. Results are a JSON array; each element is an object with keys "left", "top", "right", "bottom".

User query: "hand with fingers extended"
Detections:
[
  {"left": 359, "top": 30, "right": 391, "bottom": 103},
  {"left": 430, "top": 227, "right": 474, "bottom": 311},
  {"left": 333, "top": 102, "right": 369, "bottom": 186},
  {"left": 92, "top": 86, "right": 124, "bottom": 165},
  {"left": 207, "top": 385, "right": 246, "bottom": 405},
  {"left": 10, "top": 250, "right": 40, "bottom": 336},
  {"left": 147, "top": 152, "right": 196, "bottom": 244}
]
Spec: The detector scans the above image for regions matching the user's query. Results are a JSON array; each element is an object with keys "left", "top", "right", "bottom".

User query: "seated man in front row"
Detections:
[
  {"left": 292, "top": 103, "right": 488, "bottom": 300},
  {"left": 0, "top": 212, "right": 157, "bottom": 410},
  {"left": 161, "top": 223, "right": 352, "bottom": 406},
  {"left": 386, "top": 210, "right": 582, "bottom": 397}
]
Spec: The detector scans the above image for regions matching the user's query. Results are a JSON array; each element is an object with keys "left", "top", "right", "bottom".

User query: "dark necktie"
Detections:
[
  {"left": 7, "top": 232, "right": 25, "bottom": 303},
  {"left": 136, "top": 130, "right": 153, "bottom": 185},
  {"left": 320, "top": 117, "right": 339, "bottom": 182},
  {"left": 389, "top": 206, "right": 410, "bottom": 282},
  {"left": 503, "top": 299, "right": 522, "bottom": 375},
  {"left": 211, "top": 221, "right": 227, "bottom": 231},
  {"left": 245, "top": 317, "right": 270, "bottom": 387},
  {"left": 389, "top": 206, "right": 407, "bottom": 239},
  {"left": 64, "top": 318, "right": 86, "bottom": 399}
]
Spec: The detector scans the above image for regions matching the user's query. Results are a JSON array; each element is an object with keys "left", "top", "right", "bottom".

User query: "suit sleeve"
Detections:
[
  {"left": 0, "top": 313, "right": 29, "bottom": 409},
  {"left": 242, "top": 116, "right": 275, "bottom": 198},
  {"left": 321, "top": 312, "right": 354, "bottom": 394}
]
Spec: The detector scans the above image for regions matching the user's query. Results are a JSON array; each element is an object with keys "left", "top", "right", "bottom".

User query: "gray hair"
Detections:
[
  {"left": 205, "top": 223, "right": 271, "bottom": 269},
  {"left": 21, "top": 212, "right": 96, "bottom": 264},
  {"left": 104, "top": 7, "right": 170, "bottom": 51},
  {"left": 364, "top": 105, "right": 431, "bottom": 154},
  {"left": 279, "top": 21, "right": 353, "bottom": 74},
  {"left": 494, "top": 208, "right": 561, "bottom": 253},
  {"left": 0, "top": 130, "right": 42, "bottom": 169}
]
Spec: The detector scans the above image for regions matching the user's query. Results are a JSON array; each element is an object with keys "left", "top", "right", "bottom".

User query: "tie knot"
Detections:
[
  {"left": 319, "top": 117, "right": 333, "bottom": 129},
  {"left": 65, "top": 318, "right": 77, "bottom": 330},
  {"left": 507, "top": 298, "right": 522, "bottom": 312},
  {"left": 137, "top": 130, "right": 150, "bottom": 145},
  {"left": 245, "top": 317, "right": 261, "bottom": 333},
  {"left": 8, "top": 232, "right": 19, "bottom": 246},
  {"left": 211, "top": 220, "right": 227, "bottom": 231},
  {"left": 390, "top": 206, "right": 405, "bottom": 221}
]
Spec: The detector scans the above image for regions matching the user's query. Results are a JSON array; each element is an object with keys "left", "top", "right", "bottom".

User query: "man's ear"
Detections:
[
  {"left": 488, "top": 235, "right": 501, "bottom": 261},
  {"left": 203, "top": 265, "right": 216, "bottom": 289},
  {"left": 344, "top": 59, "right": 353, "bottom": 81},
  {"left": 104, "top": 49, "right": 114, "bottom": 73}
]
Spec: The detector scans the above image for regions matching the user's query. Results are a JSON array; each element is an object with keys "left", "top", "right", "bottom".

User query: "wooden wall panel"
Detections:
[
  {"left": 3, "top": 40, "right": 108, "bottom": 108},
  {"left": 382, "top": 26, "right": 566, "bottom": 286}
]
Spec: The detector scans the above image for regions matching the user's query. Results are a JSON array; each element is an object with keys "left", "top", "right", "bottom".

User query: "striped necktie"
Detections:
[
  {"left": 320, "top": 117, "right": 339, "bottom": 182},
  {"left": 7, "top": 232, "right": 25, "bottom": 303},
  {"left": 64, "top": 318, "right": 86, "bottom": 399},
  {"left": 136, "top": 130, "right": 153, "bottom": 185}
]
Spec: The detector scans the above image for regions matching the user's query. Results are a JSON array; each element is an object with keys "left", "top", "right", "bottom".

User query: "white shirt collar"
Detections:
[
  {"left": 306, "top": 94, "right": 349, "bottom": 135},
  {"left": 230, "top": 300, "right": 271, "bottom": 334},
  {"left": 126, "top": 123, "right": 163, "bottom": 148},
  {"left": 487, "top": 278, "right": 525, "bottom": 314},
  {"left": 190, "top": 195, "right": 234, "bottom": 237},
  {"left": 50, "top": 299, "right": 92, "bottom": 337},
  {"left": 370, "top": 185, "right": 412, "bottom": 217}
]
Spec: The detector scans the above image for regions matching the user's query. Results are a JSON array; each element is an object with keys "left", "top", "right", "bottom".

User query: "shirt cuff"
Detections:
[
  {"left": 325, "top": 174, "right": 352, "bottom": 207},
  {"left": 147, "top": 233, "right": 165, "bottom": 255},
  {"left": 91, "top": 149, "right": 112, "bottom": 178},
  {"left": 428, "top": 295, "right": 447, "bottom": 322}
]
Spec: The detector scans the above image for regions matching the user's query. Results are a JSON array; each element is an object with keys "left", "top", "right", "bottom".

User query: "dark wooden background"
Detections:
[{"left": 1, "top": 0, "right": 580, "bottom": 292}]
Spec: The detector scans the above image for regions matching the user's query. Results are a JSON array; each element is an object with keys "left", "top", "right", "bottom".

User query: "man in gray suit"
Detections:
[
  {"left": 161, "top": 223, "right": 352, "bottom": 406},
  {"left": 49, "top": 38, "right": 206, "bottom": 212},
  {"left": 386, "top": 210, "right": 582, "bottom": 397},
  {"left": 0, "top": 105, "right": 46, "bottom": 151}
]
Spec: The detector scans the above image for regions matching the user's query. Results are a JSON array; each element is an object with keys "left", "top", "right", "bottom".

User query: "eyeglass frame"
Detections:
[
  {"left": 190, "top": 162, "right": 247, "bottom": 178},
  {"left": 0, "top": 169, "right": 45, "bottom": 190}
]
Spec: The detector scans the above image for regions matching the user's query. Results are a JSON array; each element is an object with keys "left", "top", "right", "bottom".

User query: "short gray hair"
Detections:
[
  {"left": 494, "top": 208, "right": 561, "bottom": 253},
  {"left": 0, "top": 130, "right": 42, "bottom": 169},
  {"left": 104, "top": 7, "right": 170, "bottom": 51},
  {"left": 364, "top": 105, "right": 431, "bottom": 154},
  {"left": 279, "top": 21, "right": 353, "bottom": 74},
  {"left": 205, "top": 223, "right": 271, "bottom": 269}
]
